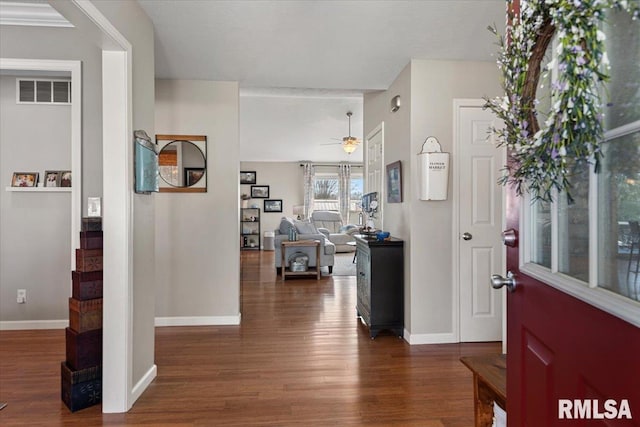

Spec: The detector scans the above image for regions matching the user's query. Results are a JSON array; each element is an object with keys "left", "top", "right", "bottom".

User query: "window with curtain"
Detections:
[{"left": 310, "top": 168, "right": 363, "bottom": 224}]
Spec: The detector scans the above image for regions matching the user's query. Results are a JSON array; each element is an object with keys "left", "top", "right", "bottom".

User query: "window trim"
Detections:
[{"left": 521, "top": 119, "right": 640, "bottom": 328}]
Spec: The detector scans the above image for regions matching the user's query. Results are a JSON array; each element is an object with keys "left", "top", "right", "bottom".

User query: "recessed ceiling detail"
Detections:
[{"left": 0, "top": 2, "right": 73, "bottom": 28}]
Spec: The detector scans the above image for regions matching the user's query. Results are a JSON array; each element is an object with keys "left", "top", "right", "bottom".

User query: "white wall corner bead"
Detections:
[{"left": 418, "top": 136, "right": 449, "bottom": 201}]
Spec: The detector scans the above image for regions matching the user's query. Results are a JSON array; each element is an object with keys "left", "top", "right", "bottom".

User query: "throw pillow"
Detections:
[
  {"left": 278, "top": 217, "right": 295, "bottom": 235},
  {"left": 294, "top": 219, "right": 318, "bottom": 235}
]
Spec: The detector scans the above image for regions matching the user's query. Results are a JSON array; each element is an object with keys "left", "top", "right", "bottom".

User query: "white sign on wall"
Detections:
[{"left": 418, "top": 136, "right": 449, "bottom": 201}]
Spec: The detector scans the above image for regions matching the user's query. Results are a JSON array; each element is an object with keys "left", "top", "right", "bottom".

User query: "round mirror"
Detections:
[{"left": 158, "top": 140, "right": 205, "bottom": 187}]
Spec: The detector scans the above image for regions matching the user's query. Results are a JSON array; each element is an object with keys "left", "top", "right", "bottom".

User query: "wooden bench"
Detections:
[{"left": 460, "top": 354, "right": 506, "bottom": 427}]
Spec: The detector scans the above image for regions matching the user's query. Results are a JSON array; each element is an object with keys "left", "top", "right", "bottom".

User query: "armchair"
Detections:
[
  {"left": 311, "top": 211, "right": 358, "bottom": 253},
  {"left": 274, "top": 217, "right": 336, "bottom": 274}
]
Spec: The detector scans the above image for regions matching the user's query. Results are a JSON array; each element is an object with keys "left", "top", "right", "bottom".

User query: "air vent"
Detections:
[{"left": 17, "top": 79, "right": 71, "bottom": 104}]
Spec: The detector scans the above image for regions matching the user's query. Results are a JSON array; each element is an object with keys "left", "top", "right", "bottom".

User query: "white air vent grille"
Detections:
[{"left": 17, "top": 79, "right": 71, "bottom": 104}]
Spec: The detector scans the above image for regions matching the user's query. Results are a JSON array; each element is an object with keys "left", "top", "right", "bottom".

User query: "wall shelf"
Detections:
[{"left": 5, "top": 186, "right": 72, "bottom": 192}]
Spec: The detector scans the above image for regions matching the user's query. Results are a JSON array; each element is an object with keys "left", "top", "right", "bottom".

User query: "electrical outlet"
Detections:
[{"left": 17, "top": 289, "right": 26, "bottom": 304}]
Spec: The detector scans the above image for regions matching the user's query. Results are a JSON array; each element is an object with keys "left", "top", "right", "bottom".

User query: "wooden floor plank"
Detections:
[{"left": 0, "top": 250, "right": 500, "bottom": 425}]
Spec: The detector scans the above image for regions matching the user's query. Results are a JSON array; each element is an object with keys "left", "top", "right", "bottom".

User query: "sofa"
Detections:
[
  {"left": 310, "top": 210, "right": 358, "bottom": 253},
  {"left": 274, "top": 217, "right": 336, "bottom": 274}
]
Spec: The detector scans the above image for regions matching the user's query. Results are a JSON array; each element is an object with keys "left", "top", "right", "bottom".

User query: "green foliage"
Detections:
[{"left": 485, "top": 0, "right": 639, "bottom": 202}]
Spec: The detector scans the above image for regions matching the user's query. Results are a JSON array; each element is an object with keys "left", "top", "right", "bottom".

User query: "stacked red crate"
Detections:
[{"left": 61, "top": 218, "right": 103, "bottom": 412}]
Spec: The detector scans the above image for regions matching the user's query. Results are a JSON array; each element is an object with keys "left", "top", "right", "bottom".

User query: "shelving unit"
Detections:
[
  {"left": 5, "top": 186, "right": 71, "bottom": 192},
  {"left": 241, "top": 207, "right": 260, "bottom": 250}
]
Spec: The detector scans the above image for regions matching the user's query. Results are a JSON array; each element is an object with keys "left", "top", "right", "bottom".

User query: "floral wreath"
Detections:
[{"left": 485, "top": 0, "right": 639, "bottom": 202}]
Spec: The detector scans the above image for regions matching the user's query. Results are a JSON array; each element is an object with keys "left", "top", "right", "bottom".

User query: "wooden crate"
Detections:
[
  {"left": 61, "top": 362, "right": 102, "bottom": 412},
  {"left": 69, "top": 298, "right": 102, "bottom": 333},
  {"left": 65, "top": 328, "right": 102, "bottom": 370},
  {"left": 75, "top": 249, "right": 103, "bottom": 272},
  {"left": 79, "top": 231, "right": 103, "bottom": 250},
  {"left": 72, "top": 271, "right": 103, "bottom": 300}
]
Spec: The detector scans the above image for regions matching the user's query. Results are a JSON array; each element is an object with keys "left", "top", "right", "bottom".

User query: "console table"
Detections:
[
  {"left": 280, "top": 240, "right": 321, "bottom": 280},
  {"left": 355, "top": 235, "right": 404, "bottom": 338},
  {"left": 460, "top": 354, "right": 506, "bottom": 427}
]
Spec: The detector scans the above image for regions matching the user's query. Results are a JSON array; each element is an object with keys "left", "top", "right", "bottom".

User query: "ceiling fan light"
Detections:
[{"left": 343, "top": 142, "right": 358, "bottom": 154}]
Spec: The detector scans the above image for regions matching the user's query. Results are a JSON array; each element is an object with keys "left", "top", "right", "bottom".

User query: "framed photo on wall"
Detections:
[
  {"left": 59, "top": 171, "right": 72, "bottom": 187},
  {"left": 240, "top": 171, "right": 257, "bottom": 184},
  {"left": 184, "top": 168, "right": 205, "bottom": 187},
  {"left": 386, "top": 161, "right": 402, "bottom": 203},
  {"left": 251, "top": 185, "right": 269, "bottom": 198},
  {"left": 264, "top": 199, "right": 283, "bottom": 213},
  {"left": 11, "top": 172, "right": 38, "bottom": 187},
  {"left": 44, "top": 170, "right": 60, "bottom": 187}
]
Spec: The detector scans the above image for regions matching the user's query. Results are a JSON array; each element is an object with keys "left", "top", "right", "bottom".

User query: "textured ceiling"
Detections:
[
  {"left": 138, "top": 0, "right": 506, "bottom": 90},
  {"left": 138, "top": 1, "right": 506, "bottom": 162}
]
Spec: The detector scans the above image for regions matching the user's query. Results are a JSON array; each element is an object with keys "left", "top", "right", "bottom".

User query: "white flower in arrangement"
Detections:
[{"left": 484, "top": 0, "right": 639, "bottom": 202}]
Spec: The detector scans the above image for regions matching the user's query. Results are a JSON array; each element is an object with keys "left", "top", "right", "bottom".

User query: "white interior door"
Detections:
[
  {"left": 456, "top": 101, "right": 505, "bottom": 342},
  {"left": 365, "top": 123, "right": 384, "bottom": 229}
]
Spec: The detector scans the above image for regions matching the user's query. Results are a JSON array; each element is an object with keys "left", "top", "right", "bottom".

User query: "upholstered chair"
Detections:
[{"left": 310, "top": 211, "right": 358, "bottom": 253}]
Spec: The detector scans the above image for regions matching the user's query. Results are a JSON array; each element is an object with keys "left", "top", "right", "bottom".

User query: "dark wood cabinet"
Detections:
[{"left": 355, "top": 235, "right": 404, "bottom": 338}]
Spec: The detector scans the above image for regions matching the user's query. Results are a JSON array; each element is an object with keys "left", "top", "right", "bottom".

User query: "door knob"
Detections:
[
  {"left": 462, "top": 232, "right": 472, "bottom": 241},
  {"left": 501, "top": 228, "right": 518, "bottom": 247},
  {"left": 491, "top": 271, "right": 517, "bottom": 292}
]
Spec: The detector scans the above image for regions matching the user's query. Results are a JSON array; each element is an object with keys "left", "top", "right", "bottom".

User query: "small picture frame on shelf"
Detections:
[
  {"left": 264, "top": 199, "right": 282, "bottom": 213},
  {"left": 250, "top": 185, "right": 269, "bottom": 198},
  {"left": 44, "top": 170, "right": 60, "bottom": 187},
  {"left": 59, "top": 171, "right": 72, "bottom": 187},
  {"left": 11, "top": 172, "right": 38, "bottom": 187},
  {"left": 240, "top": 171, "right": 257, "bottom": 184}
]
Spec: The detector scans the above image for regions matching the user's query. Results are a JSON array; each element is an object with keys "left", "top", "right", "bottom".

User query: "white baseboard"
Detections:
[
  {"left": 0, "top": 319, "right": 68, "bottom": 330},
  {"left": 154, "top": 315, "right": 241, "bottom": 327},
  {"left": 130, "top": 363, "right": 157, "bottom": 405},
  {"left": 405, "top": 331, "right": 458, "bottom": 345}
]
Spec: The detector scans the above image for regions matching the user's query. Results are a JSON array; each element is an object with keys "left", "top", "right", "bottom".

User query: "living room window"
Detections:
[{"left": 311, "top": 168, "right": 363, "bottom": 224}]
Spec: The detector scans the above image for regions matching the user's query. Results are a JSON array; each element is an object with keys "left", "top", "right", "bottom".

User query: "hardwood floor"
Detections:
[{"left": 0, "top": 250, "right": 500, "bottom": 426}]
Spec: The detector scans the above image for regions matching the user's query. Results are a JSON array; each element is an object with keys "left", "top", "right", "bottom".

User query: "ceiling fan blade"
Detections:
[{"left": 320, "top": 142, "right": 343, "bottom": 146}]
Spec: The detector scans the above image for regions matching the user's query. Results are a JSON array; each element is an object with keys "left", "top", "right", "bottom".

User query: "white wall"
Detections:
[
  {"left": 0, "top": 75, "right": 71, "bottom": 324},
  {"left": 91, "top": 0, "right": 158, "bottom": 395},
  {"left": 0, "top": 24, "right": 102, "bottom": 211},
  {"left": 363, "top": 62, "right": 413, "bottom": 330},
  {"left": 0, "top": 24, "right": 101, "bottom": 327},
  {"left": 240, "top": 161, "right": 304, "bottom": 246},
  {"left": 364, "top": 59, "right": 501, "bottom": 343},
  {"left": 155, "top": 79, "right": 240, "bottom": 323}
]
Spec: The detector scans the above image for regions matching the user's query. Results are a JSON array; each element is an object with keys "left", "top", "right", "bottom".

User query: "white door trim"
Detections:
[
  {"left": 452, "top": 98, "right": 507, "bottom": 345},
  {"left": 364, "top": 122, "right": 384, "bottom": 228},
  {"left": 0, "top": 58, "right": 82, "bottom": 274},
  {"left": 70, "top": 0, "right": 136, "bottom": 413}
]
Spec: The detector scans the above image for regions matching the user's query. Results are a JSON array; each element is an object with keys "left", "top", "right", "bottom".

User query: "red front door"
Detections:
[{"left": 505, "top": 190, "right": 640, "bottom": 425}]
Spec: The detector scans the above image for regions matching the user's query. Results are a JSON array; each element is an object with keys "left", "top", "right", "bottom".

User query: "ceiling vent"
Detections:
[{"left": 17, "top": 79, "right": 71, "bottom": 104}]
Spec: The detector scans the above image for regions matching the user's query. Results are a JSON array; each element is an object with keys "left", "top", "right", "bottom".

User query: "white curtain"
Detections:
[
  {"left": 302, "top": 162, "right": 315, "bottom": 219},
  {"left": 338, "top": 163, "right": 351, "bottom": 223}
]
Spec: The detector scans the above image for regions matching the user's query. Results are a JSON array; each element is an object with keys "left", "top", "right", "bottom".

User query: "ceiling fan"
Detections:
[{"left": 322, "top": 111, "right": 361, "bottom": 154}]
